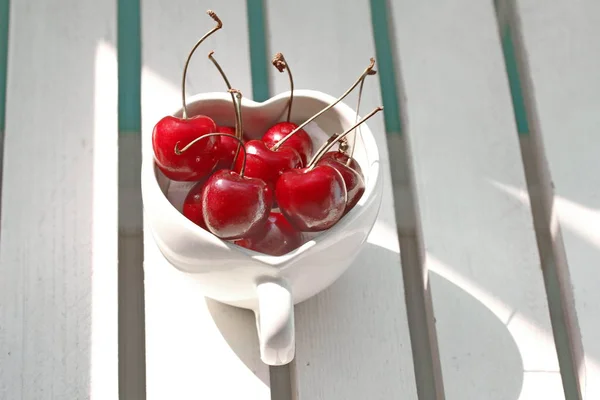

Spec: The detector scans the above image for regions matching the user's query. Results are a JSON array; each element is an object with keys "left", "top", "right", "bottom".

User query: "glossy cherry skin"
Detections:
[
  {"left": 152, "top": 115, "right": 219, "bottom": 181},
  {"left": 275, "top": 165, "right": 347, "bottom": 232},
  {"left": 233, "top": 212, "right": 303, "bottom": 256},
  {"left": 182, "top": 178, "right": 209, "bottom": 230},
  {"left": 215, "top": 126, "right": 242, "bottom": 170},
  {"left": 262, "top": 122, "right": 313, "bottom": 166},
  {"left": 320, "top": 150, "right": 363, "bottom": 177},
  {"left": 202, "top": 170, "right": 272, "bottom": 240},
  {"left": 234, "top": 140, "right": 302, "bottom": 191},
  {"left": 318, "top": 158, "right": 365, "bottom": 213}
]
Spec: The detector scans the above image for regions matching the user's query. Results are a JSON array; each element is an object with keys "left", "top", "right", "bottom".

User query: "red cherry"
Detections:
[
  {"left": 266, "top": 54, "right": 312, "bottom": 166},
  {"left": 233, "top": 212, "right": 303, "bottom": 256},
  {"left": 275, "top": 165, "right": 347, "bottom": 232},
  {"left": 152, "top": 115, "right": 219, "bottom": 181},
  {"left": 234, "top": 140, "right": 302, "bottom": 190},
  {"left": 320, "top": 151, "right": 363, "bottom": 177},
  {"left": 262, "top": 122, "right": 313, "bottom": 166},
  {"left": 182, "top": 178, "right": 209, "bottom": 230},
  {"left": 318, "top": 157, "right": 365, "bottom": 213},
  {"left": 153, "top": 11, "right": 223, "bottom": 182},
  {"left": 202, "top": 170, "right": 272, "bottom": 240},
  {"left": 217, "top": 125, "right": 236, "bottom": 134},
  {"left": 214, "top": 125, "right": 242, "bottom": 170}
]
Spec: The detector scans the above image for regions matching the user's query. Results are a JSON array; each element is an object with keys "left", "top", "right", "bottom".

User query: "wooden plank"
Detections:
[
  {"left": 117, "top": 0, "right": 146, "bottom": 398},
  {"left": 264, "top": 1, "right": 419, "bottom": 399},
  {"left": 387, "top": 1, "right": 566, "bottom": 399},
  {"left": 0, "top": 1, "right": 119, "bottom": 399},
  {"left": 140, "top": 2, "right": 271, "bottom": 399},
  {"left": 510, "top": 0, "right": 600, "bottom": 398}
]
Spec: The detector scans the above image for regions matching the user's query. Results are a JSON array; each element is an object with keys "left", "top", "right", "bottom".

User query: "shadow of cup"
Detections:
[
  {"left": 206, "top": 242, "right": 524, "bottom": 399},
  {"left": 430, "top": 270, "right": 524, "bottom": 400}
]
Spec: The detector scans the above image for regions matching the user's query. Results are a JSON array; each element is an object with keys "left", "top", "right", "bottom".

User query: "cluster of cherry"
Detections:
[{"left": 151, "top": 10, "right": 383, "bottom": 256}]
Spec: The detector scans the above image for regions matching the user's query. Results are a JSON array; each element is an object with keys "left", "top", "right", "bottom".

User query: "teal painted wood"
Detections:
[
  {"left": 369, "top": 0, "right": 402, "bottom": 135},
  {"left": 496, "top": 4, "right": 530, "bottom": 135},
  {"left": 118, "top": 0, "right": 141, "bottom": 132},
  {"left": 501, "top": 28, "right": 530, "bottom": 135},
  {"left": 0, "top": 0, "right": 9, "bottom": 133},
  {"left": 246, "top": 0, "right": 270, "bottom": 101}
]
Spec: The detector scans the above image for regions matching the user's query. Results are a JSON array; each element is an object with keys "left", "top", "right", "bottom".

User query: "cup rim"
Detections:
[{"left": 141, "top": 89, "right": 382, "bottom": 266}]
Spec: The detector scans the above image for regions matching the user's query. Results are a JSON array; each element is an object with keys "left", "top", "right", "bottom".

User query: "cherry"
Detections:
[
  {"left": 319, "top": 151, "right": 364, "bottom": 213},
  {"left": 152, "top": 11, "right": 223, "bottom": 181},
  {"left": 182, "top": 177, "right": 210, "bottom": 230},
  {"left": 276, "top": 165, "right": 347, "bottom": 232},
  {"left": 181, "top": 130, "right": 271, "bottom": 240},
  {"left": 215, "top": 85, "right": 302, "bottom": 192},
  {"left": 262, "top": 53, "right": 313, "bottom": 165},
  {"left": 263, "top": 122, "right": 312, "bottom": 166},
  {"left": 199, "top": 93, "right": 272, "bottom": 240},
  {"left": 203, "top": 169, "right": 272, "bottom": 240},
  {"left": 268, "top": 57, "right": 377, "bottom": 167},
  {"left": 320, "top": 150, "right": 363, "bottom": 177},
  {"left": 232, "top": 212, "right": 303, "bottom": 256},
  {"left": 234, "top": 140, "right": 302, "bottom": 191},
  {"left": 152, "top": 115, "right": 219, "bottom": 181},
  {"left": 277, "top": 107, "right": 383, "bottom": 231},
  {"left": 318, "top": 157, "right": 365, "bottom": 213},
  {"left": 213, "top": 126, "right": 238, "bottom": 170}
]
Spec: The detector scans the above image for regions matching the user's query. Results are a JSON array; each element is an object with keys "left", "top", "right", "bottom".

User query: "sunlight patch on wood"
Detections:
[{"left": 91, "top": 39, "right": 119, "bottom": 400}]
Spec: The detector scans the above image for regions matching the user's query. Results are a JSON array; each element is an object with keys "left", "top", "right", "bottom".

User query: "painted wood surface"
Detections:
[
  {"left": 265, "top": 1, "right": 419, "bottom": 399},
  {"left": 0, "top": 0, "right": 119, "bottom": 399},
  {"left": 513, "top": 0, "right": 600, "bottom": 398},
  {"left": 387, "top": 1, "right": 566, "bottom": 399},
  {"left": 4, "top": 1, "right": 599, "bottom": 399},
  {"left": 140, "top": 2, "right": 271, "bottom": 399}
]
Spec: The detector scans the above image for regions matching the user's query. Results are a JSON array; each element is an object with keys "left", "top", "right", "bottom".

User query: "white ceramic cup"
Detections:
[{"left": 141, "top": 90, "right": 383, "bottom": 366}]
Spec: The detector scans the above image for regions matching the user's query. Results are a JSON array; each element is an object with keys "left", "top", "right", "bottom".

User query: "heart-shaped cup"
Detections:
[{"left": 141, "top": 90, "right": 383, "bottom": 365}]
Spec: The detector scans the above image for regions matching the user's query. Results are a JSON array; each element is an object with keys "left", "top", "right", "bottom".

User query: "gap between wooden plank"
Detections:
[
  {"left": 246, "top": 0, "right": 270, "bottom": 102},
  {"left": 493, "top": 1, "right": 584, "bottom": 398},
  {"left": 117, "top": 0, "right": 146, "bottom": 397},
  {"left": 118, "top": 134, "right": 146, "bottom": 400},
  {"left": 0, "top": 0, "right": 9, "bottom": 225}
]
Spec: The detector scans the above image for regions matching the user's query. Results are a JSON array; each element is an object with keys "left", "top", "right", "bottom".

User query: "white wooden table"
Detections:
[{"left": 0, "top": 0, "right": 598, "bottom": 399}]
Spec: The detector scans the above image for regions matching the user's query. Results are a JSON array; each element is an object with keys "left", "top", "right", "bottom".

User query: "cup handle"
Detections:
[{"left": 255, "top": 280, "right": 295, "bottom": 366}]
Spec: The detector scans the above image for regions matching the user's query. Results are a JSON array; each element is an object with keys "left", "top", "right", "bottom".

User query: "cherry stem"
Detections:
[
  {"left": 228, "top": 89, "right": 244, "bottom": 168},
  {"left": 174, "top": 132, "right": 248, "bottom": 177},
  {"left": 306, "top": 106, "right": 383, "bottom": 170},
  {"left": 346, "top": 75, "right": 367, "bottom": 166},
  {"left": 181, "top": 10, "right": 223, "bottom": 119},
  {"left": 272, "top": 53, "right": 293, "bottom": 122},
  {"left": 208, "top": 51, "right": 236, "bottom": 112},
  {"left": 272, "top": 58, "right": 377, "bottom": 151}
]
